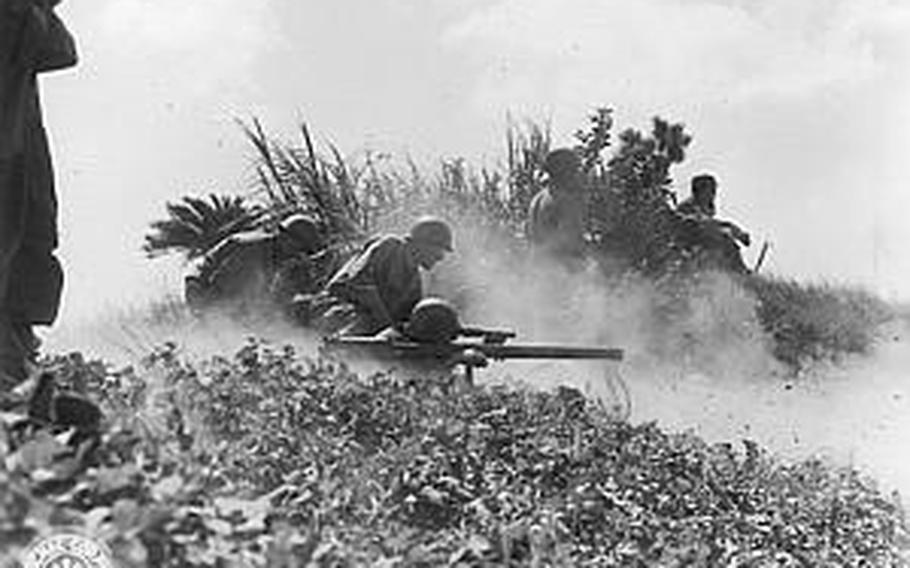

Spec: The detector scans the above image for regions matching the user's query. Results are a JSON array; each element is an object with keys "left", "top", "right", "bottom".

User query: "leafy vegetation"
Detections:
[
  {"left": 1, "top": 344, "right": 907, "bottom": 566},
  {"left": 143, "top": 194, "right": 260, "bottom": 260},
  {"left": 142, "top": 108, "right": 894, "bottom": 370},
  {"left": 747, "top": 276, "right": 893, "bottom": 370}
]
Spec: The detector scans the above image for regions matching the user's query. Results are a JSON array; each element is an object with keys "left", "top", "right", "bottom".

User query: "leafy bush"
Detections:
[
  {"left": 143, "top": 194, "right": 260, "bottom": 260},
  {"left": 143, "top": 110, "right": 895, "bottom": 372},
  {"left": 747, "top": 276, "right": 893, "bottom": 370},
  {"left": 1, "top": 343, "right": 906, "bottom": 566}
]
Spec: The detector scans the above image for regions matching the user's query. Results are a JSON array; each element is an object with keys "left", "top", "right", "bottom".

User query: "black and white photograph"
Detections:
[{"left": 1, "top": 0, "right": 909, "bottom": 565}]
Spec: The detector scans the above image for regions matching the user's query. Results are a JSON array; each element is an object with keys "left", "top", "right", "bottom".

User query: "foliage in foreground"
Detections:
[{"left": 1, "top": 344, "right": 907, "bottom": 566}]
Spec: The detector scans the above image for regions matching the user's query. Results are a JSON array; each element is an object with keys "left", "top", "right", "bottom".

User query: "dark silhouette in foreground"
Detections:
[{"left": 0, "top": 0, "right": 77, "bottom": 388}]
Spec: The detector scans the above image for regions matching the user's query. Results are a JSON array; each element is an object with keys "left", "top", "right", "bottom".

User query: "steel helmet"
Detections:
[
  {"left": 691, "top": 174, "right": 717, "bottom": 195},
  {"left": 543, "top": 148, "right": 581, "bottom": 177},
  {"left": 409, "top": 217, "right": 454, "bottom": 252},
  {"left": 279, "top": 213, "right": 322, "bottom": 252},
  {"left": 406, "top": 297, "right": 461, "bottom": 343}
]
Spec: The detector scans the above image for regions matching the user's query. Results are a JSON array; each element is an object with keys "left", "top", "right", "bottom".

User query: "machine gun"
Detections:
[{"left": 323, "top": 326, "right": 624, "bottom": 382}]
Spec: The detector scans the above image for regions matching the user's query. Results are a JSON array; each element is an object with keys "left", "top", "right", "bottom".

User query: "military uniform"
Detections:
[
  {"left": 269, "top": 243, "right": 348, "bottom": 309},
  {"left": 676, "top": 196, "right": 715, "bottom": 218},
  {"left": 675, "top": 196, "right": 749, "bottom": 273},
  {"left": 1, "top": 2, "right": 76, "bottom": 387},
  {"left": 527, "top": 187, "right": 586, "bottom": 260},
  {"left": 317, "top": 235, "right": 423, "bottom": 336},
  {"left": 185, "top": 229, "right": 289, "bottom": 316}
]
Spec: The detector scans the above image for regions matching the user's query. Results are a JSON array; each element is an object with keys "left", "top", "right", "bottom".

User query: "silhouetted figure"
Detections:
[
  {"left": 527, "top": 149, "right": 587, "bottom": 264},
  {"left": 675, "top": 174, "right": 751, "bottom": 274},
  {"left": 306, "top": 217, "right": 455, "bottom": 336},
  {"left": 184, "top": 213, "right": 324, "bottom": 317},
  {"left": 1, "top": 0, "right": 78, "bottom": 388}
]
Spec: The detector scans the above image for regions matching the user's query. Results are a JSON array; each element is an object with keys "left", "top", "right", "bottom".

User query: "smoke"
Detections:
[
  {"left": 43, "top": 211, "right": 910, "bottom": 504},
  {"left": 429, "top": 210, "right": 780, "bottom": 379},
  {"left": 43, "top": 297, "right": 323, "bottom": 370},
  {"left": 431, "top": 211, "right": 910, "bottom": 502}
]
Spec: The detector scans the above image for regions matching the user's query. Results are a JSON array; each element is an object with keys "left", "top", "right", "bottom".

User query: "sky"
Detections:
[{"left": 38, "top": 0, "right": 910, "bottom": 325}]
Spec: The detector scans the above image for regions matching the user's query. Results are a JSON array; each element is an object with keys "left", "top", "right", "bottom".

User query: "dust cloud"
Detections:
[
  {"left": 42, "top": 212, "right": 910, "bottom": 504},
  {"left": 43, "top": 298, "right": 322, "bottom": 368},
  {"left": 433, "top": 213, "right": 910, "bottom": 503}
]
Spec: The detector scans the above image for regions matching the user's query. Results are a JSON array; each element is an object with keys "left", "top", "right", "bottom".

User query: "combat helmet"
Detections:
[
  {"left": 542, "top": 148, "right": 581, "bottom": 178},
  {"left": 279, "top": 213, "right": 322, "bottom": 253},
  {"left": 691, "top": 174, "right": 717, "bottom": 196},
  {"left": 409, "top": 217, "right": 454, "bottom": 252},
  {"left": 406, "top": 297, "right": 461, "bottom": 343}
]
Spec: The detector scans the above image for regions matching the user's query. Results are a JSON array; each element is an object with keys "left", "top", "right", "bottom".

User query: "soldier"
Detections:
[
  {"left": 1, "top": 0, "right": 77, "bottom": 389},
  {"left": 184, "top": 213, "right": 324, "bottom": 317},
  {"left": 269, "top": 238, "right": 351, "bottom": 312},
  {"left": 311, "top": 217, "right": 454, "bottom": 336},
  {"left": 677, "top": 173, "right": 718, "bottom": 218},
  {"left": 675, "top": 174, "right": 751, "bottom": 273},
  {"left": 527, "top": 148, "right": 587, "bottom": 262},
  {"left": 331, "top": 297, "right": 487, "bottom": 390}
]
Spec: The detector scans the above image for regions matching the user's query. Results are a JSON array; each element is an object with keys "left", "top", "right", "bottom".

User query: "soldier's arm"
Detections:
[
  {"left": 11, "top": 2, "right": 77, "bottom": 73},
  {"left": 713, "top": 219, "right": 751, "bottom": 245},
  {"left": 327, "top": 240, "right": 395, "bottom": 328},
  {"left": 330, "top": 276, "right": 394, "bottom": 329},
  {"left": 348, "top": 286, "right": 394, "bottom": 329},
  {"left": 36, "top": 2, "right": 77, "bottom": 72}
]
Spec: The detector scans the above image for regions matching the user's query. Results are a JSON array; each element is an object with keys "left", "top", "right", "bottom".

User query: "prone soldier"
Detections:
[
  {"left": 184, "top": 213, "right": 324, "bottom": 318},
  {"left": 299, "top": 217, "right": 455, "bottom": 337}
]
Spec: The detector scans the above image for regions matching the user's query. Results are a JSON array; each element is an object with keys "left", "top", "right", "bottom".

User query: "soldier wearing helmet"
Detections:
[
  {"left": 314, "top": 217, "right": 454, "bottom": 336},
  {"left": 677, "top": 174, "right": 717, "bottom": 218},
  {"left": 675, "top": 174, "right": 752, "bottom": 274},
  {"left": 184, "top": 213, "right": 326, "bottom": 316},
  {"left": 527, "top": 148, "right": 587, "bottom": 263},
  {"left": 404, "top": 297, "right": 462, "bottom": 343}
]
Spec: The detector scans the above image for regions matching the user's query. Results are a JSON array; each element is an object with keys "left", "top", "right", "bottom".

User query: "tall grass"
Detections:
[{"left": 149, "top": 112, "right": 895, "bottom": 372}]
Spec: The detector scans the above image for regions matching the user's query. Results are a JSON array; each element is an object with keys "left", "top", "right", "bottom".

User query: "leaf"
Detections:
[
  {"left": 111, "top": 499, "right": 143, "bottom": 533},
  {"left": 214, "top": 495, "right": 271, "bottom": 521},
  {"left": 7, "top": 432, "right": 70, "bottom": 473},
  {"left": 109, "top": 534, "right": 149, "bottom": 567},
  {"left": 84, "top": 506, "right": 113, "bottom": 531},
  {"left": 151, "top": 475, "right": 184, "bottom": 501},
  {"left": 208, "top": 518, "right": 233, "bottom": 536},
  {"left": 95, "top": 464, "right": 141, "bottom": 497}
]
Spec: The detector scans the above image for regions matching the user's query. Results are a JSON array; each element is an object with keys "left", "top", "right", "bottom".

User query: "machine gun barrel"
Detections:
[
  {"left": 481, "top": 344, "right": 623, "bottom": 361},
  {"left": 323, "top": 336, "right": 623, "bottom": 362}
]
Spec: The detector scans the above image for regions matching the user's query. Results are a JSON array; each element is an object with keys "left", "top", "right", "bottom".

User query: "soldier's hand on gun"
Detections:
[
  {"left": 736, "top": 228, "right": 752, "bottom": 247},
  {"left": 447, "top": 348, "right": 488, "bottom": 369}
]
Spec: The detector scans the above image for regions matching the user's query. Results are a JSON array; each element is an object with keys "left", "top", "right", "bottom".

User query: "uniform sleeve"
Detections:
[
  {"left": 29, "top": 5, "right": 78, "bottom": 73},
  {"left": 528, "top": 191, "right": 561, "bottom": 244},
  {"left": 375, "top": 240, "right": 421, "bottom": 322},
  {"left": 328, "top": 244, "right": 374, "bottom": 293},
  {"left": 3, "top": 4, "right": 76, "bottom": 72}
]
